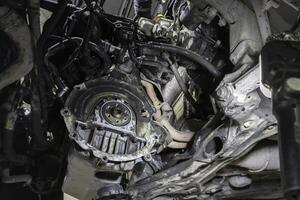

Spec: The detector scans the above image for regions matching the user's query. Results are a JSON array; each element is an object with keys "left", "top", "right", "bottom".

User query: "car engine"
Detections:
[{"left": 0, "top": 0, "right": 300, "bottom": 200}]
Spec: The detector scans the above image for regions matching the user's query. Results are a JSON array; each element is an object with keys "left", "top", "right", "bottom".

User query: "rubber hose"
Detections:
[
  {"left": 26, "top": 0, "right": 41, "bottom": 41},
  {"left": 2, "top": 90, "right": 28, "bottom": 166},
  {"left": 134, "top": 0, "right": 152, "bottom": 18},
  {"left": 30, "top": 0, "right": 71, "bottom": 149},
  {"left": 47, "top": 37, "right": 112, "bottom": 69},
  {"left": 138, "top": 42, "right": 221, "bottom": 77},
  {"left": 168, "top": 61, "right": 199, "bottom": 111},
  {"left": 3, "top": 127, "right": 28, "bottom": 166}
]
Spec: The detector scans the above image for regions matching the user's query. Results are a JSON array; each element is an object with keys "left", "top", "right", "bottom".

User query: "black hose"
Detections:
[
  {"left": 36, "top": 0, "right": 71, "bottom": 78},
  {"left": 3, "top": 130, "right": 27, "bottom": 166},
  {"left": 165, "top": 57, "right": 199, "bottom": 111},
  {"left": 138, "top": 42, "right": 221, "bottom": 77},
  {"left": 3, "top": 116, "right": 28, "bottom": 166},
  {"left": 40, "top": 0, "right": 78, "bottom": 13},
  {"left": 30, "top": 82, "right": 50, "bottom": 149},
  {"left": 127, "top": 43, "right": 140, "bottom": 66},
  {"left": 2, "top": 88, "right": 28, "bottom": 166},
  {"left": 133, "top": 0, "right": 152, "bottom": 18},
  {"left": 31, "top": 0, "right": 71, "bottom": 149},
  {"left": 38, "top": 0, "right": 71, "bottom": 48},
  {"left": 50, "top": 37, "right": 112, "bottom": 71},
  {"left": 26, "top": 0, "right": 41, "bottom": 41},
  {"left": 81, "top": 0, "right": 95, "bottom": 53}
]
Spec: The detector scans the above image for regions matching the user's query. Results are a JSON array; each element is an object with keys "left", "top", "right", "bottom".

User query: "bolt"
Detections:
[
  {"left": 61, "top": 109, "right": 70, "bottom": 117},
  {"left": 143, "top": 154, "right": 152, "bottom": 162},
  {"left": 216, "top": 86, "right": 229, "bottom": 99},
  {"left": 243, "top": 121, "right": 253, "bottom": 128},
  {"left": 171, "top": 32, "right": 178, "bottom": 41}
]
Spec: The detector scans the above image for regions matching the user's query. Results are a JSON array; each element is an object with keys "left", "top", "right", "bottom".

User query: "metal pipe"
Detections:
[
  {"left": 141, "top": 80, "right": 162, "bottom": 119},
  {"left": 141, "top": 80, "right": 194, "bottom": 145},
  {"left": 164, "top": 54, "right": 199, "bottom": 112},
  {"left": 166, "top": 141, "right": 187, "bottom": 149},
  {"left": 0, "top": 6, "right": 34, "bottom": 90},
  {"left": 160, "top": 119, "right": 194, "bottom": 142},
  {"left": 233, "top": 144, "right": 280, "bottom": 172}
]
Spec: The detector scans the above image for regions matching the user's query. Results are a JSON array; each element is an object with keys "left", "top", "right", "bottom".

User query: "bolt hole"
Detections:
[
  {"left": 62, "top": 109, "right": 70, "bottom": 116},
  {"left": 102, "top": 156, "right": 108, "bottom": 161}
]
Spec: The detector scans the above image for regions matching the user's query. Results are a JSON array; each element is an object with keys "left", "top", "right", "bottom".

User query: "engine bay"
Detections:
[{"left": 0, "top": 0, "right": 300, "bottom": 200}]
